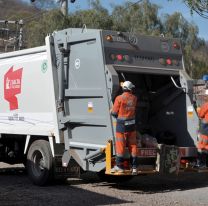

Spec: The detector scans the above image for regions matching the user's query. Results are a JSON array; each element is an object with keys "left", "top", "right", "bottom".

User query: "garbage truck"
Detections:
[{"left": 0, "top": 28, "right": 205, "bottom": 185}]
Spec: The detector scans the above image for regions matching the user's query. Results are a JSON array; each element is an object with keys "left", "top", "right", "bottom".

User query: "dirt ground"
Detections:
[{"left": 1, "top": 163, "right": 208, "bottom": 206}]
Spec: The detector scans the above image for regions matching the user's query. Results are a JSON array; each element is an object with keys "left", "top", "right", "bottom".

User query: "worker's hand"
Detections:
[{"left": 197, "top": 107, "right": 201, "bottom": 113}]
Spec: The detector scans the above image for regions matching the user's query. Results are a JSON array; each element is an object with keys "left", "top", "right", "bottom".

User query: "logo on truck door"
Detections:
[
  {"left": 4, "top": 66, "right": 23, "bottom": 110},
  {"left": 75, "top": 59, "right": 81, "bottom": 69}
]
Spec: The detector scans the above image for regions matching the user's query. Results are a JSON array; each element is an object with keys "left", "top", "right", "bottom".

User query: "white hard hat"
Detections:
[{"left": 122, "top": 81, "right": 135, "bottom": 91}]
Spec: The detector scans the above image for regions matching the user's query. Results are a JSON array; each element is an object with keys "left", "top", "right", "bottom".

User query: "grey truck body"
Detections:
[
  {"left": 0, "top": 28, "right": 201, "bottom": 183},
  {"left": 52, "top": 28, "right": 198, "bottom": 171}
]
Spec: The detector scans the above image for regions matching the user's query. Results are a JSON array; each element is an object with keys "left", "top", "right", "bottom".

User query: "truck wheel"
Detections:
[{"left": 27, "top": 140, "right": 53, "bottom": 186}]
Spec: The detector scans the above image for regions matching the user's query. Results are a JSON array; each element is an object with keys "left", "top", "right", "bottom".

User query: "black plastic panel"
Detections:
[{"left": 102, "top": 30, "right": 183, "bottom": 71}]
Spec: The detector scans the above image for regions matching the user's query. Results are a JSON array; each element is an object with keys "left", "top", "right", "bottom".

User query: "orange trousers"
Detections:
[
  {"left": 197, "top": 134, "right": 208, "bottom": 150},
  {"left": 115, "top": 131, "right": 137, "bottom": 157}
]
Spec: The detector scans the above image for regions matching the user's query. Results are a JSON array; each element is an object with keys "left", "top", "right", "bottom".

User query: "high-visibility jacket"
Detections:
[
  {"left": 111, "top": 92, "right": 137, "bottom": 132},
  {"left": 198, "top": 102, "right": 208, "bottom": 123},
  {"left": 197, "top": 102, "right": 208, "bottom": 150}
]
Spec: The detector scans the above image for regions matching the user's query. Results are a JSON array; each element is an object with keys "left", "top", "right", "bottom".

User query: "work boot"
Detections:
[
  {"left": 110, "top": 166, "right": 124, "bottom": 174},
  {"left": 195, "top": 152, "right": 207, "bottom": 169},
  {"left": 196, "top": 161, "right": 207, "bottom": 169},
  {"left": 132, "top": 168, "right": 137, "bottom": 175},
  {"left": 113, "top": 156, "right": 124, "bottom": 173},
  {"left": 130, "top": 156, "right": 138, "bottom": 172}
]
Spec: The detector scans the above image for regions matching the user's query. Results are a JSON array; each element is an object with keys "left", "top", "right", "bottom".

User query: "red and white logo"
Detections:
[{"left": 4, "top": 66, "right": 23, "bottom": 110}]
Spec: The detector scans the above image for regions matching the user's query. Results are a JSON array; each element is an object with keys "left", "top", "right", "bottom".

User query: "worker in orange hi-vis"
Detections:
[
  {"left": 196, "top": 89, "right": 208, "bottom": 168},
  {"left": 110, "top": 81, "right": 138, "bottom": 175}
]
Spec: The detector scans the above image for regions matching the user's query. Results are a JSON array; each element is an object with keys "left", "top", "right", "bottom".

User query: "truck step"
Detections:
[{"left": 106, "top": 169, "right": 157, "bottom": 176}]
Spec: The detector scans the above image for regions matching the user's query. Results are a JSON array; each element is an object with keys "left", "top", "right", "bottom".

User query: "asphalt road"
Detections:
[{"left": 0, "top": 163, "right": 208, "bottom": 206}]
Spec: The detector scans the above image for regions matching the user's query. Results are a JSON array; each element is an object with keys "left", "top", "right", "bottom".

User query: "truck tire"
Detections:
[{"left": 27, "top": 140, "right": 53, "bottom": 186}]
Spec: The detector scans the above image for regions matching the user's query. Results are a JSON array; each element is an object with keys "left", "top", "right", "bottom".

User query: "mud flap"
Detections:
[
  {"left": 156, "top": 144, "right": 180, "bottom": 175},
  {"left": 54, "top": 156, "right": 80, "bottom": 179}
]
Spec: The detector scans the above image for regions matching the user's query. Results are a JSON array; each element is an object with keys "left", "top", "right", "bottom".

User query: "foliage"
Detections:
[
  {"left": 26, "top": 10, "right": 70, "bottom": 47},
  {"left": 111, "top": 0, "right": 162, "bottom": 35},
  {"left": 168, "top": 0, "right": 208, "bottom": 18},
  {"left": 0, "top": 0, "right": 35, "bottom": 19},
  {"left": 68, "top": 0, "right": 113, "bottom": 29},
  {"left": 183, "top": 0, "right": 208, "bottom": 19},
  {"left": 161, "top": 11, "right": 207, "bottom": 77},
  {"left": 0, "top": 0, "right": 208, "bottom": 78}
]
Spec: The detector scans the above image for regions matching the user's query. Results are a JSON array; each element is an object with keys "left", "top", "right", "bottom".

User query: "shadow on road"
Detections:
[
  {"left": 95, "top": 172, "right": 208, "bottom": 194},
  {"left": 1, "top": 166, "right": 208, "bottom": 206},
  {"left": 0, "top": 168, "right": 131, "bottom": 206}
]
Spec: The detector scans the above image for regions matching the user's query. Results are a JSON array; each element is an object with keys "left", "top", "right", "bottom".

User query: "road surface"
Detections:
[{"left": 0, "top": 163, "right": 208, "bottom": 206}]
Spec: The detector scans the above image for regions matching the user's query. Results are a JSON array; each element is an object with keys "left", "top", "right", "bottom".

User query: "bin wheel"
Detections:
[{"left": 27, "top": 140, "right": 53, "bottom": 186}]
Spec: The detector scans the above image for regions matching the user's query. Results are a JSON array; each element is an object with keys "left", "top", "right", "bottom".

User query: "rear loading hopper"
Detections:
[{"left": 52, "top": 29, "right": 199, "bottom": 176}]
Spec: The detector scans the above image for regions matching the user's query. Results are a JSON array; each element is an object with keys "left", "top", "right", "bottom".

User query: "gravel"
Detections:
[{"left": 0, "top": 163, "right": 208, "bottom": 206}]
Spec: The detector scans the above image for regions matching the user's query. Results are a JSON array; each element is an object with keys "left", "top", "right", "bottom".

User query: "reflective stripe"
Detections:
[
  {"left": 198, "top": 134, "right": 208, "bottom": 144},
  {"left": 199, "top": 134, "right": 208, "bottom": 141},
  {"left": 116, "top": 153, "right": 124, "bottom": 157},
  {"left": 202, "top": 119, "right": 208, "bottom": 124},
  {"left": 117, "top": 117, "right": 135, "bottom": 121},
  {"left": 121, "top": 93, "right": 127, "bottom": 100},
  {"left": 116, "top": 118, "right": 136, "bottom": 133},
  {"left": 113, "top": 92, "right": 137, "bottom": 121},
  {"left": 116, "top": 131, "right": 137, "bottom": 158},
  {"left": 116, "top": 137, "right": 125, "bottom": 142},
  {"left": 124, "top": 119, "right": 135, "bottom": 126},
  {"left": 198, "top": 134, "right": 208, "bottom": 150},
  {"left": 199, "top": 138, "right": 208, "bottom": 144}
]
